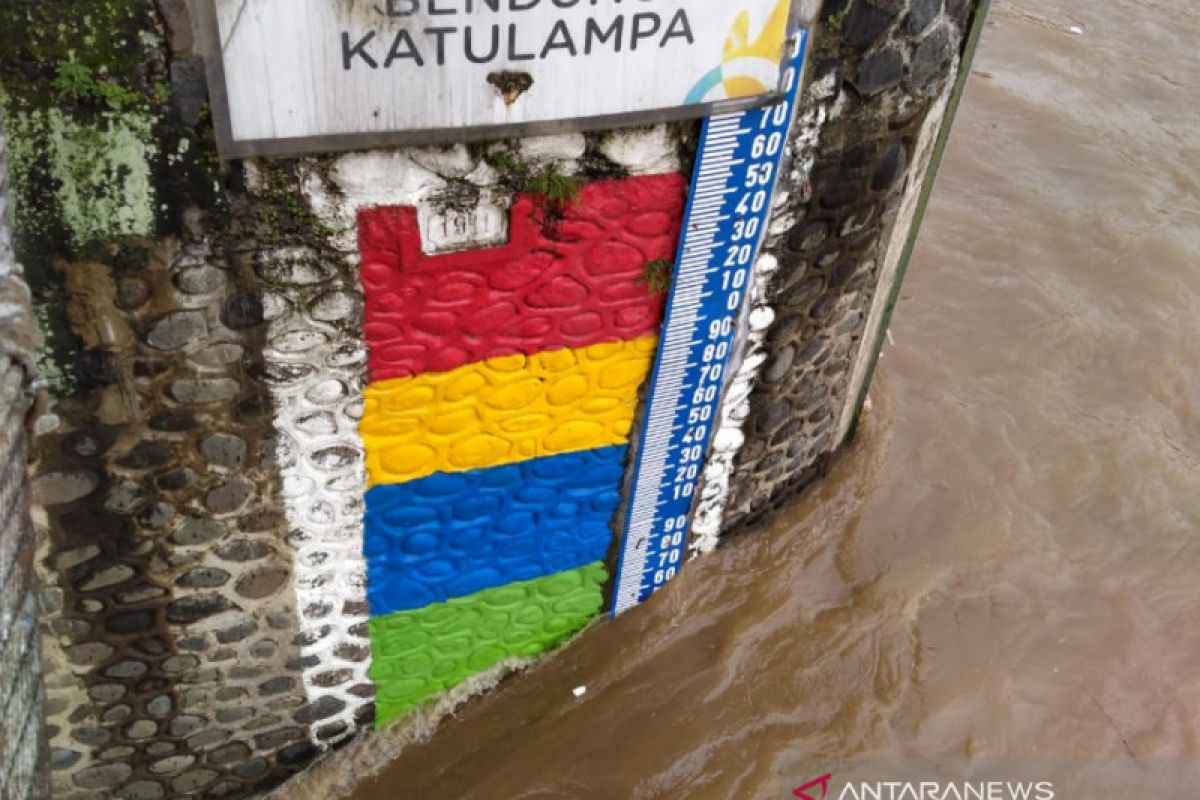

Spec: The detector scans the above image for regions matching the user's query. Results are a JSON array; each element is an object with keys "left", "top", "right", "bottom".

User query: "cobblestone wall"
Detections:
[
  {"left": 721, "top": 0, "right": 982, "bottom": 530},
  {"left": 2, "top": 4, "right": 370, "bottom": 792},
  {"left": 29, "top": 229, "right": 328, "bottom": 798},
  {"left": 0, "top": 104, "right": 44, "bottom": 800}
]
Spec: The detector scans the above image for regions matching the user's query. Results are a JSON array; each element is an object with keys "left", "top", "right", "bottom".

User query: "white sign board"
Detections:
[{"left": 199, "top": 0, "right": 799, "bottom": 157}]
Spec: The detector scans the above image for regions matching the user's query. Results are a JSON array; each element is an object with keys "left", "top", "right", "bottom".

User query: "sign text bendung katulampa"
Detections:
[{"left": 341, "top": 8, "right": 695, "bottom": 70}]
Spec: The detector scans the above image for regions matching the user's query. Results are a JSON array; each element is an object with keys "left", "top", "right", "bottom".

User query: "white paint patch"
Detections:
[
  {"left": 600, "top": 127, "right": 685, "bottom": 176},
  {"left": 690, "top": 252, "right": 781, "bottom": 555},
  {"left": 519, "top": 133, "right": 588, "bottom": 163},
  {"left": 257, "top": 236, "right": 373, "bottom": 745}
]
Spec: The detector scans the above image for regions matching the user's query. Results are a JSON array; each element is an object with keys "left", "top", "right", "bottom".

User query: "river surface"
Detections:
[{"left": 346, "top": 0, "right": 1200, "bottom": 796}]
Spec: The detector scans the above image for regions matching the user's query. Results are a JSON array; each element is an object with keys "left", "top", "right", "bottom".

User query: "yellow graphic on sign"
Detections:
[
  {"left": 686, "top": 0, "right": 791, "bottom": 103},
  {"left": 724, "top": 0, "right": 792, "bottom": 96}
]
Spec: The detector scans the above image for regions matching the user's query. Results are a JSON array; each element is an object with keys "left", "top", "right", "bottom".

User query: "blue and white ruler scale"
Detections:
[{"left": 612, "top": 30, "right": 810, "bottom": 616}]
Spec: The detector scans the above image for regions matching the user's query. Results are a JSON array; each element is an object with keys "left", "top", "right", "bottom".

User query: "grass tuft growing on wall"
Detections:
[{"left": 639, "top": 258, "right": 674, "bottom": 295}]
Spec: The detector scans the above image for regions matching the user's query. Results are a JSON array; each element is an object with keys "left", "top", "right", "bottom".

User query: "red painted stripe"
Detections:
[{"left": 358, "top": 173, "right": 684, "bottom": 381}]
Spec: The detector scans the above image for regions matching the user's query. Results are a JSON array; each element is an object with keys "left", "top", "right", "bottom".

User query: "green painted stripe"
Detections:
[{"left": 368, "top": 562, "right": 607, "bottom": 727}]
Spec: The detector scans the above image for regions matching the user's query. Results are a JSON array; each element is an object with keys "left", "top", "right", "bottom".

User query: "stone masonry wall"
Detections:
[
  {"left": 1, "top": 103, "right": 44, "bottom": 800},
  {"left": 28, "top": 218, "right": 324, "bottom": 799},
  {"left": 721, "top": 0, "right": 983, "bottom": 531},
  {"left": 1, "top": 2, "right": 359, "bottom": 796}
]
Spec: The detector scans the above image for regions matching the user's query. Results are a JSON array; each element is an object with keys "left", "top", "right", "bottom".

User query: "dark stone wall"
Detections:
[
  {"left": 29, "top": 234, "right": 326, "bottom": 799},
  {"left": 724, "top": 0, "right": 982, "bottom": 530},
  {"left": 1, "top": 106, "right": 45, "bottom": 800}
]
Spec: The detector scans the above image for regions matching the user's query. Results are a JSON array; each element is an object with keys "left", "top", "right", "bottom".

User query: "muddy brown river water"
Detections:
[{"left": 343, "top": 1, "right": 1200, "bottom": 796}]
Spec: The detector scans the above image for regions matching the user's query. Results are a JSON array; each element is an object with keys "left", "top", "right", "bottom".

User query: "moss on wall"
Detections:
[
  {"left": 1, "top": 0, "right": 165, "bottom": 255},
  {"left": 0, "top": 0, "right": 223, "bottom": 394},
  {"left": 5, "top": 107, "right": 158, "bottom": 247}
]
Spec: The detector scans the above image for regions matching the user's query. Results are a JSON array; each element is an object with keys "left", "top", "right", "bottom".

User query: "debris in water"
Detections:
[{"left": 572, "top": 686, "right": 587, "bottom": 698}]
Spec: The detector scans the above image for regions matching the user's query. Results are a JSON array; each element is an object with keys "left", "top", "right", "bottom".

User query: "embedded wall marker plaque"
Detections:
[{"left": 199, "top": 0, "right": 799, "bottom": 157}]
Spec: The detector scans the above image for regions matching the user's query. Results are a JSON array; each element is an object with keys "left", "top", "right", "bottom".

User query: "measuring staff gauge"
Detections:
[{"left": 612, "top": 28, "right": 811, "bottom": 615}]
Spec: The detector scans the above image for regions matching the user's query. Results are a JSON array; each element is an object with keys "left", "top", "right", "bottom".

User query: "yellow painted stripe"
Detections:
[{"left": 361, "top": 337, "right": 657, "bottom": 486}]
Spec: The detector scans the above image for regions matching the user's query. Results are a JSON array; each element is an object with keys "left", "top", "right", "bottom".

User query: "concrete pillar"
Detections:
[
  {"left": 0, "top": 1, "right": 988, "bottom": 797},
  {"left": 0, "top": 102, "right": 46, "bottom": 800}
]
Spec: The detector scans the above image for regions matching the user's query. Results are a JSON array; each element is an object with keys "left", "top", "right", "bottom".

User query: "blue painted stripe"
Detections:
[{"left": 365, "top": 446, "right": 627, "bottom": 616}]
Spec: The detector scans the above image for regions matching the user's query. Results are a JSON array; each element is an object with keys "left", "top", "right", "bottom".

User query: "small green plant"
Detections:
[
  {"left": 827, "top": 7, "right": 849, "bottom": 33},
  {"left": 255, "top": 162, "right": 340, "bottom": 245},
  {"left": 53, "top": 60, "right": 95, "bottom": 100},
  {"left": 53, "top": 56, "right": 143, "bottom": 110},
  {"left": 485, "top": 150, "right": 581, "bottom": 235},
  {"left": 527, "top": 165, "right": 580, "bottom": 209},
  {"left": 488, "top": 150, "right": 522, "bottom": 177},
  {"left": 639, "top": 258, "right": 673, "bottom": 295},
  {"left": 486, "top": 150, "right": 581, "bottom": 209}
]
